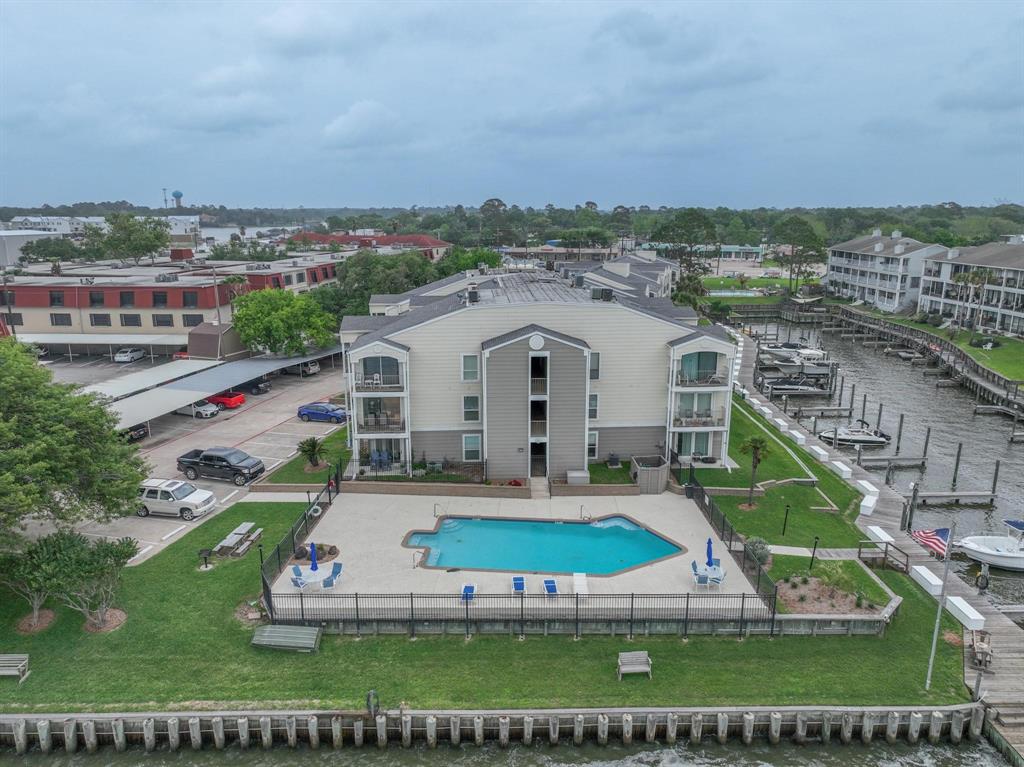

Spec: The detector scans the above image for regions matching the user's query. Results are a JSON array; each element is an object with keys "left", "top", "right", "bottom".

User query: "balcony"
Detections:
[
  {"left": 675, "top": 372, "right": 728, "bottom": 387},
  {"left": 356, "top": 415, "right": 406, "bottom": 434},
  {"left": 530, "top": 377, "right": 547, "bottom": 395},
  {"left": 353, "top": 371, "right": 405, "bottom": 392},
  {"left": 672, "top": 408, "right": 726, "bottom": 428},
  {"left": 530, "top": 419, "right": 547, "bottom": 437}
]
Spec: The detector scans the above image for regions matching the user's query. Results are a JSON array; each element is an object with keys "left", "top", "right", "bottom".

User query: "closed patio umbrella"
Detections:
[
  {"left": 309, "top": 540, "right": 319, "bottom": 572},
  {"left": 706, "top": 538, "right": 714, "bottom": 568}
]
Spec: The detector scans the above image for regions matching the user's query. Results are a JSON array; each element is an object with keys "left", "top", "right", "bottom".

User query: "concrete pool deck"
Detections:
[{"left": 274, "top": 492, "right": 754, "bottom": 596}]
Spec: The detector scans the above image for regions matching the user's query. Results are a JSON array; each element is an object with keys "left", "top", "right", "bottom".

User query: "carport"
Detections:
[
  {"left": 82, "top": 359, "right": 224, "bottom": 401},
  {"left": 107, "top": 345, "right": 344, "bottom": 430},
  {"left": 17, "top": 332, "right": 189, "bottom": 362}
]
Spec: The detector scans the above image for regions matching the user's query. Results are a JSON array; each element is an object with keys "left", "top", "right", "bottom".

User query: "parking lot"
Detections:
[{"left": 43, "top": 353, "right": 179, "bottom": 386}]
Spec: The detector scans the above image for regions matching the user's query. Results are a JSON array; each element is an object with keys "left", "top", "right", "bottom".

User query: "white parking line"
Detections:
[
  {"left": 240, "top": 439, "right": 293, "bottom": 448},
  {"left": 161, "top": 525, "right": 187, "bottom": 541},
  {"left": 325, "top": 425, "right": 340, "bottom": 435},
  {"left": 79, "top": 358, "right": 103, "bottom": 366},
  {"left": 286, "top": 450, "right": 297, "bottom": 458},
  {"left": 264, "top": 459, "right": 283, "bottom": 471},
  {"left": 220, "top": 489, "right": 240, "bottom": 505},
  {"left": 128, "top": 545, "right": 154, "bottom": 563}
]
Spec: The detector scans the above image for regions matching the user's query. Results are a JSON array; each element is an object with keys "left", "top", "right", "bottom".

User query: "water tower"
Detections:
[{"left": 172, "top": 190, "right": 183, "bottom": 208}]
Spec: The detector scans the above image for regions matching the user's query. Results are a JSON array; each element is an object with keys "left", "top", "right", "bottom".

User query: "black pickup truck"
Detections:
[{"left": 177, "top": 447, "right": 265, "bottom": 486}]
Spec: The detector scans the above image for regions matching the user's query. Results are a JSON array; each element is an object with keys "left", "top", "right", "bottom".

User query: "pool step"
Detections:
[{"left": 530, "top": 478, "right": 550, "bottom": 499}]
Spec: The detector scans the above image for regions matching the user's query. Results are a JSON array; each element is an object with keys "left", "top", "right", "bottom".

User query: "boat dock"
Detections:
[
  {"left": 857, "top": 455, "right": 928, "bottom": 469},
  {"left": 792, "top": 405, "right": 854, "bottom": 419},
  {"left": 900, "top": 490, "right": 997, "bottom": 505}
]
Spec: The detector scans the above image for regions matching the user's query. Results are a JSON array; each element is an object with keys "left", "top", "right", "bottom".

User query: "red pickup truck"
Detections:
[{"left": 207, "top": 391, "right": 246, "bottom": 410}]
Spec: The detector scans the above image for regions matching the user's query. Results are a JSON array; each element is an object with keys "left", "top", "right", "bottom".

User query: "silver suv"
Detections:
[{"left": 137, "top": 479, "right": 216, "bottom": 521}]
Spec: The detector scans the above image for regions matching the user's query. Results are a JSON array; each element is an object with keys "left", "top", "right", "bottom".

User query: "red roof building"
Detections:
[{"left": 289, "top": 233, "right": 452, "bottom": 261}]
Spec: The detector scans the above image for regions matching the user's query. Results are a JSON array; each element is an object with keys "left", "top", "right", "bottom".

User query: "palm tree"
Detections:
[
  {"left": 739, "top": 435, "right": 770, "bottom": 506},
  {"left": 297, "top": 437, "right": 325, "bottom": 468},
  {"left": 950, "top": 272, "right": 971, "bottom": 330},
  {"left": 966, "top": 269, "right": 993, "bottom": 342},
  {"left": 737, "top": 273, "right": 750, "bottom": 289}
]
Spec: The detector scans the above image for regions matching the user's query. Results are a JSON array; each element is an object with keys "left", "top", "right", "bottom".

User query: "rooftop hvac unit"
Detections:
[
  {"left": 468, "top": 289, "right": 479, "bottom": 304},
  {"left": 574, "top": 274, "right": 584, "bottom": 287},
  {"left": 601, "top": 288, "right": 614, "bottom": 301},
  {"left": 79, "top": 277, "right": 95, "bottom": 285},
  {"left": 591, "top": 287, "right": 603, "bottom": 300},
  {"left": 291, "top": 259, "right": 299, "bottom": 267},
  {"left": 245, "top": 263, "right": 258, "bottom": 271},
  {"left": 191, "top": 257, "right": 206, "bottom": 265},
  {"left": 155, "top": 273, "right": 179, "bottom": 282}
]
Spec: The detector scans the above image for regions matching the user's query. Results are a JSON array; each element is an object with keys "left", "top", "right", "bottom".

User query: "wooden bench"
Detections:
[
  {"left": 231, "top": 528, "right": 264, "bottom": 558},
  {"left": 0, "top": 655, "right": 30, "bottom": 684},
  {"left": 617, "top": 651, "right": 652, "bottom": 681},
  {"left": 969, "top": 629, "right": 994, "bottom": 669},
  {"left": 252, "top": 625, "right": 322, "bottom": 653}
]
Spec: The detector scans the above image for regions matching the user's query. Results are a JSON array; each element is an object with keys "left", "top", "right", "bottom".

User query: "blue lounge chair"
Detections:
[
  {"left": 369, "top": 449, "right": 382, "bottom": 469},
  {"left": 322, "top": 562, "right": 343, "bottom": 588},
  {"left": 711, "top": 558, "right": 721, "bottom": 568},
  {"left": 690, "top": 560, "right": 699, "bottom": 575},
  {"left": 511, "top": 575, "right": 526, "bottom": 594},
  {"left": 290, "top": 577, "right": 307, "bottom": 590},
  {"left": 693, "top": 572, "right": 709, "bottom": 588},
  {"left": 461, "top": 583, "right": 476, "bottom": 602},
  {"left": 543, "top": 578, "right": 558, "bottom": 597},
  {"left": 709, "top": 572, "right": 726, "bottom": 590},
  {"left": 291, "top": 565, "right": 302, "bottom": 578}
]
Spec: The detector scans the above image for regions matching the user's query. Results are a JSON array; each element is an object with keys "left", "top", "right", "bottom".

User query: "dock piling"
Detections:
[
  {"left": 690, "top": 714, "right": 703, "bottom": 744},
  {"left": 968, "top": 706, "right": 984, "bottom": 741},
  {"left": 308, "top": 715, "right": 320, "bottom": 750},
  {"left": 500, "top": 716, "right": 511, "bottom": 747},
  {"left": 666, "top": 713, "right": 678, "bottom": 745},
  {"left": 952, "top": 443, "right": 963, "bottom": 488},
  {"left": 188, "top": 717, "right": 202, "bottom": 750},
  {"left": 425, "top": 715, "right": 437, "bottom": 748},
  {"left": 13, "top": 719, "right": 27, "bottom": 755},
  {"left": 907, "top": 712, "right": 922, "bottom": 744},
  {"left": 992, "top": 460, "right": 1000, "bottom": 500},
  {"left": 742, "top": 712, "right": 754, "bottom": 745},
  {"left": 37, "top": 720, "right": 52, "bottom": 755},
  {"left": 895, "top": 414, "right": 904, "bottom": 454},
  {"left": 353, "top": 719, "right": 364, "bottom": 748},
  {"left": 716, "top": 713, "right": 729, "bottom": 745},
  {"left": 84, "top": 720, "right": 98, "bottom": 753},
  {"left": 375, "top": 714, "right": 387, "bottom": 749},
  {"left": 113, "top": 718, "right": 127, "bottom": 752},
  {"left": 886, "top": 711, "right": 899, "bottom": 744},
  {"left": 524, "top": 715, "right": 534, "bottom": 745},
  {"left": 860, "top": 712, "right": 874, "bottom": 744},
  {"left": 401, "top": 714, "right": 411, "bottom": 748},
  {"left": 928, "top": 712, "right": 943, "bottom": 744},
  {"left": 575, "top": 714, "right": 585, "bottom": 745},
  {"left": 476, "top": 715, "right": 485, "bottom": 746},
  {"left": 285, "top": 716, "right": 297, "bottom": 749},
  {"left": 548, "top": 715, "right": 559, "bottom": 745},
  {"left": 260, "top": 716, "right": 272, "bottom": 750},
  {"left": 63, "top": 719, "right": 78, "bottom": 753},
  {"left": 645, "top": 714, "right": 657, "bottom": 743},
  {"left": 769, "top": 711, "right": 782, "bottom": 744},
  {"left": 923, "top": 426, "right": 931, "bottom": 457},
  {"left": 144, "top": 717, "right": 157, "bottom": 752},
  {"left": 167, "top": 717, "right": 180, "bottom": 752},
  {"left": 840, "top": 713, "right": 853, "bottom": 744},
  {"left": 211, "top": 717, "right": 225, "bottom": 750},
  {"left": 596, "top": 714, "right": 607, "bottom": 745},
  {"left": 821, "top": 711, "right": 832, "bottom": 744},
  {"left": 950, "top": 710, "right": 965, "bottom": 745},
  {"left": 622, "top": 713, "right": 633, "bottom": 745},
  {"left": 876, "top": 403, "right": 883, "bottom": 429},
  {"left": 794, "top": 712, "right": 808, "bottom": 744},
  {"left": 448, "top": 716, "right": 459, "bottom": 746}
]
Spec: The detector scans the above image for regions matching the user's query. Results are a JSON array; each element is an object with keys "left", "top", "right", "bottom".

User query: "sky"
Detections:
[{"left": 1, "top": 1, "right": 1022, "bottom": 210}]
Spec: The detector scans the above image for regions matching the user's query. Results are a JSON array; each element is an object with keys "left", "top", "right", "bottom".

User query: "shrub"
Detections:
[
  {"left": 297, "top": 437, "right": 325, "bottom": 467},
  {"left": 797, "top": 594, "right": 807, "bottom": 603},
  {"left": 927, "top": 314, "right": 944, "bottom": 327},
  {"left": 790, "top": 580, "right": 799, "bottom": 589},
  {"left": 746, "top": 536, "right": 771, "bottom": 566},
  {"left": 855, "top": 592, "right": 864, "bottom": 608},
  {"left": 800, "top": 575, "right": 809, "bottom": 585}
]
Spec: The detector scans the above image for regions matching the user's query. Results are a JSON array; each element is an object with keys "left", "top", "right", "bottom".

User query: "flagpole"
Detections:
[{"left": 925, "top": 521, "right": 955, "bottom": 691}]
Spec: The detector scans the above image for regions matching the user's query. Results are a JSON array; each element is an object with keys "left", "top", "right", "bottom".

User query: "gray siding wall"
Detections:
[
  {"left": 592, "top": 426, "right": 666, "bottom": 463},
  {"left": 547, "top": 339, "right": 587, "bottom": 479},
  {"left": 484, "top": 339, "right": 529, "bottom": 479},
  {"left": 410, "top": 430, "right": 482, "bottom": 463}
]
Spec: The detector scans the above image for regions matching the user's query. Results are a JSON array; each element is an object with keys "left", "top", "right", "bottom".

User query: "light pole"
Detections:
[
  {"left": 782, "top": 504, "right": 791, "bottom": 536},
  {"left": 809, "top": 536, "right": 820, "bottom": 572},
  {"left": 925, "top": 521, "right": 956, "bottom": 691}
]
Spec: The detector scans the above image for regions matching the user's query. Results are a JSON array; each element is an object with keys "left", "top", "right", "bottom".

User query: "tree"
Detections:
[
  {"left": 208, "top": 241, "right": 280, "bottom": 262},
  {"left": 221, "top": 274, "right": 249, "bottom": 302},
  {"left": 739, "top": 434, "right": 770, "bottom": 507},
  {"left": 436, "top": 246, "right": 501, "bottom": 277},
  {"left": 101, "top": 213, "right": 171, "bottom": 265},
  {"left": 50, "top": 531, "right": 137, "bottom": 629},
  {"left": 705, "top": 299, "right": 732, "bottom": 321},
  {"left": 18, "top": 237, "right": 83, "bottom": 264},
  {"left": 297, "top": 437, "right": 325, "bottom": 467},
  {"left": 309, "top": 250, "right": 439, "bottom": 320},
  {"left": 0, "top": 339, "right": 148, "bottom": 542},
  {"left": 0, "top": 535, "right": 66, "bottom": 627},
  {"left": 231, "top": 289, "right": 335, "bottom": 356},
  {"left": 772, "top": 217, "right": 824, "bottom": 293},
  {"left": 965, "top": 269, "right": 993, "bottom": 342}
]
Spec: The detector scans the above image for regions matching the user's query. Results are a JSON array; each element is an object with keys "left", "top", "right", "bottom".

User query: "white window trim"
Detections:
[
  {"left": 462, "top": 394, "right": 480, "bottom": 423},
  {"left": 588, "top": 393, "right": 599, "bottom": 420},
  {"left": 587, "top": 431, "right": 598, "bottom": 460},
  {"left": 462, "top": 433, "right": 482, "bottom": 462},
  {"left": 461, "top": 353, "right": 480, "bottom": 382},
  {"left": 589, "top": 351, "right": 600, "bottom": 381}
]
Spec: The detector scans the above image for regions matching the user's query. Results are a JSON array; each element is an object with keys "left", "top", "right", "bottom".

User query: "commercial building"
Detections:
[
  {"left": 341, "top": 268, "right": 733, "bottom": 481},
  {"left": 824, "top": 229, "right": 946, "bottom": 312},
  {"left": 289, "top": 232, "right": 452, "bottom": 262},
  {"left": 917, "top": 237, "right": 1024, "bottom": 335},
  {"left": 0, "top": 230, "right": 60, "bottom": 268}
]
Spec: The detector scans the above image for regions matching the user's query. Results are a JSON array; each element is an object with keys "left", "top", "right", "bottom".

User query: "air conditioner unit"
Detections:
[
  {"left": 601, "top": 288, "right": 614, "bottom": 301},
  {"left": 574, "top": 275, "right": 584, "bottom": 287},
  {"left": 590, "top": 287, "right": 603, "bottom": 300}
]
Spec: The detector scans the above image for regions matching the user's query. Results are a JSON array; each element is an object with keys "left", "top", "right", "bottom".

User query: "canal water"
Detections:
[
  {"left": 4, "top": 740, "right": 1013, "bottom": 766},
  {"left": 761, "top": 322, "right": 1024, "bottom": 608}
]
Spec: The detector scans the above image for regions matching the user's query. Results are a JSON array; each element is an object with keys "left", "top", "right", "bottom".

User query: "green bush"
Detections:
[{"left": 746, "top": 536, "right": 771, "bottom": 565}]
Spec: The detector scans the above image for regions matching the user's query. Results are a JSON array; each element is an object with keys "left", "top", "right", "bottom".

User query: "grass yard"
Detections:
[
  {"left": 265, "top": 426, "right": 350, "bottom": 484},
  {"left": 587, "top": 461, "right": 634, "bottom": 484},
  {"left": 0, "top": 500, "right": 967, "bottom": 710},
  {"left": 702, "top": 277, "right": 795, "bottom": 290},
  {"left": 770, "top": 554, "right": 890, "bottom": 608},
  {"left": 701, "top": 294, "right": 789, "bottom": 306}
]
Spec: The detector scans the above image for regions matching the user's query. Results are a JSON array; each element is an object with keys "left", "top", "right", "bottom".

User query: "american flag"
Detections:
[{"left": 911, "top": 528, "right": 950, "bottom": 557}]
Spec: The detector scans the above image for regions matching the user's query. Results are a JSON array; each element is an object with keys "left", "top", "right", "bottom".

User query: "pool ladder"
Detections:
[{"left": 579, "top": 504, "right": 591, "bottom": 521}]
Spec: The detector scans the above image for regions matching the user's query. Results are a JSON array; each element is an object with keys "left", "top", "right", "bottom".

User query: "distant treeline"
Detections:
[{"left": 3, "top": 199, "right": 1021, "bottom": 248}]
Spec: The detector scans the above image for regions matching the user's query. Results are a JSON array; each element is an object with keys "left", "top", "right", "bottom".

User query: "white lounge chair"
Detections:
[{"left": 573, "top": 572, "right": 589, "bottom": 598}]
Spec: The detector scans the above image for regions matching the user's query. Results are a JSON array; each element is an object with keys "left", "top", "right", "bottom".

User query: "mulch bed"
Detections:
[
  {"left": 291, "top": 543, "right": 340, "bottom": 566},
  {"left": 15, "top": 609, "right": 56, "bottom": 635},
  {"left": 83, "top": 608, "right": 127, "bottom": 634},
  {"left": 234, "top": 600, "right": 266, "bottom": 628},
  {"left": 776, "top": 578, "right": 880, "bottom": 615}
]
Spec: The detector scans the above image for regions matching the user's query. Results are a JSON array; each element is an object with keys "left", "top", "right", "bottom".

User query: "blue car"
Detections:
[{"left": 297, "top": 403, "right": 347, "bottom": 424}]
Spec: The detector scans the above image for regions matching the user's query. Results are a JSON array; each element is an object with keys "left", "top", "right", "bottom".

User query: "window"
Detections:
[
  {"left": 152, "top": 291, "right": 168, "bottom": 308},
  {"left": 461, "top": 353, "right": 479, "bottom": 382},
  {"left": 49, "top": 312, "right": 71, "bottom": 326},
  {"left": 4, "top": 312, "right": 23, "bottom": 326},
  {"left": 588, "top": 393, "right": 599, "bottom": 420},
  {"left": 89, "top": 291, "right": 104, "bottom": 307},
  {"left": 49, "top": 291, "right": 64, "bottom": 307},
  {"left": 462, "top": 434, "right": 482, "bottom": 462},
  {"left": 589, "top": 351, "right": 600, "bottom": 380},
  {"left": 295, "top": 272, "right": 305, "bottom": 283},
  {"left": 0, "top": 290, "right": 13, "bottom": 306},
  {"left": 284, "top": 274, "right": 293, "bottom": 285},
  {"left": 463, "top": 395, "right": 480, "bottom": 422},
  {"left": 321, "top": 267, "right": 329, "bottom": 278},
  {"left": 89, "top": 313, "right": 111, "bottom": 327},
  {"left": 120, "top": 291, "right": 135, "bottom": 308},
  {"left": 272, "top": 277, "right": 282, "bottom": 288},
  {"left": 120, "top": 313, "right": 141, "bottom": 327},
  {"left": 587, "top": 431, "right": 598, "bottom": 459},
  {"left": 152, "top": 314, "right": 173, "bottom": 327},
  {"left": 182, "top": 314, "right": 204, "bottom": 327},
  {"left": 183, "top": 291, "right": 198, "bottom": 308},
  {"left": 310, "top": 271, "right": 319, "bottom": 283}
]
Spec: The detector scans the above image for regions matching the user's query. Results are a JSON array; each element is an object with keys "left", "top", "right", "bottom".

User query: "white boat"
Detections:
[
  {"left": 818, "top": 419, "right": 891, "bottom": 448},
  {"left": 771, "top": 357, "right": 834, "bottom": 375},
  {"left": 955, "top": 521, "right": 1024, "bottom": 572},
  {"left": 760, "top": 342, "right": 828, "bottom": 360},
  {"left": 764, "top": 375, "right": 827, "bottom": 394}
]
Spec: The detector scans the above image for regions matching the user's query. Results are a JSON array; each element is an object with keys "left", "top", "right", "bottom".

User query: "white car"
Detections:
[
  {"left": 174, "top": 400, "right": 219, "bottom": 418},
  {"left": 137, "top": 479, "right": 216, "bottom": 521},
  {"left": 114, "top": 347, "right": 146, "bottom": 363},
  {"left": 282, "top": 360, "right": 320, "bottom": 376}
]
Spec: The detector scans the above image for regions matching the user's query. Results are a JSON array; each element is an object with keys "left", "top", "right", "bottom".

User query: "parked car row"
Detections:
[
  {"left": 177, "top": 447, "right": 266, "bottom": 486},
  {"left": 297, "top": 402, "right": 347, "bottom": 423},
  {"left": 137, "top": 479, "right": 216, "bottom": 521}
]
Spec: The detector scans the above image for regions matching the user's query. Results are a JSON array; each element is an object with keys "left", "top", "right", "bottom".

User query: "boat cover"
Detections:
[{"left": 1005, "top": 520, "right": 1024, "bottom": 532}]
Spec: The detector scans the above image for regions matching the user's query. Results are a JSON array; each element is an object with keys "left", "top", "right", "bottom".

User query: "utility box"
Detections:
[{"left": 631, "top": 455, "right": 668, "bottom": 494}]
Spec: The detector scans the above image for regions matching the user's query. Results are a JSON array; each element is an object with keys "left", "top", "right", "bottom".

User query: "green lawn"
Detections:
[
  {"left": 702, "top": 294, "right": 789, "bottom": 306},
  {"left": 0, "top": 501, "right": 967, "bottom": 710},
  {"left": 702, "top": 277, "right": 795, "bottom": 290},
  {"left": 770, "top": 554, "right": 889, "bottom": 608},
  {"left": 265, "top": 426, "right": 350, "bottom": 484},
  {"left": 694, "top": 403, "right": 806, "bottom": 488},
  {"left": 588, "top": 461, "right": 634, "bottom": 484}
]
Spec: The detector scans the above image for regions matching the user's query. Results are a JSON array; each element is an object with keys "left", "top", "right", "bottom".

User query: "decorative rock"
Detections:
[
  {"left": 794, "top": 712, "right": 808, "bottom": 745},
  {"left": 353, "top": 719, "right": 364, "bottom": 748},
  {"left": 475, "top": 715, "right": 485, "bottom": 747},
  {"left": 332, "top": 716, "right": 343, "bottom": 749},
  {"left": 968, "top": 707, "right": 984, "bottom": 741},
  {"left": 188, "top": 717, "right": 202, "bottom": 750},
  {"left": 167, "top": 717, "right": 180, "bottom": 752},
  {"left": 928, "top": 712, "right": 943, "bottom": 745},
  {"left": 113, "top": 719, "right": 127, "bottom": 753},
  {"left": 144, "top": 718, "right": 157, "bottom": 752},
  {"left": 425, "top": 715, "right": 437, "bottom": 748},
  {"left": 769, "top": 712, "right": 781, "bottom": 745},
  {"left": 886, "top": 711, "right": 899, "bottom": 744},
  {"left": 690, "top": 714, "right": 703, "bottom": 744},
  {"left": 13, "top": 720, "right": 27, "bottom": 755},
  {"left": 646, "top": 714, "right": 657, "bottom": 743},
  {"left": 840, "top": 713, "right": 853, "bottom": 744},
  {"left": 308, "top": 716, "right": 320, "bottom": 750},
  {"left": 742, "top": 712, "right": 755, "bottom": 745},
  {"left": 549, "top": 715, "right": 560, "bottom": 745},
  {"left": 523, "top": 715, "right": 534, "bottom": 746},
  {"left": 211, "top": 717, "right": 225, "bottom": 750},
  {"left": 860, "top": 712, "right": 874, "bottom": 744},
  {"left": 820, "top": 712, "right": 832, "bottom": 745},
  {"left": 64, "top": 719, "right": 78, "bottom": 753},
  {"left": 401, "top": 715, "right": 412, "bottom": 748},
  {"left": 666, "top": 713, "right": 678, "bottom": 745},
  {"left": 596, "top": 714, "right": 608, "bottom": 746},
  {"left": 574, "top": 714, "right": 585, "bottom": 745},
  {"left": 286, "top": 717, "right": 297, "bottom": 749},
  {"left": 499, "top": 716, "right": 510, "bottom": 748},
  {"left": 907, "top": 712, "right": 922, "bottom": 744},
  {"left": 260, "top": 717, "right": 272, "bottom": 750},
  {"left": 950, "top": 710, "right": 964, "bottom": 745},
  {"left": 37, "top": 720, "right": 52, "bottom": 755},
  {"left": 448, "top": 716, "right": 460, "bottom": 746},
  {"left": 717, "top": 713, "right": 729, "bottom": 745},
  {"left": 376, "top": 714, "right": 388, "bottom": 748},
  {"left": 622, "top": 713, "right": 633, "bottom": 745}
]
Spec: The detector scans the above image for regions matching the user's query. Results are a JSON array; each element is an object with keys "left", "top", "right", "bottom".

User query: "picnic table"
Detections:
[{"left": 215, "top": 522, "right": 256, "bottom": 556}]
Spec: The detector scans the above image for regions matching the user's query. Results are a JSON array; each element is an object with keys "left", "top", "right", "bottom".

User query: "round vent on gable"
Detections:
[{"left": 528, "top": 334, "right": 545, "bottom": 350}]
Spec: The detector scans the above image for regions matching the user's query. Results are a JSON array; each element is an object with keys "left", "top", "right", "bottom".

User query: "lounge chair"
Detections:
[
  {"left": 709, "top": 571, "right": 726, "bottom": 590},
  {"left": 291, "top": 565, "right": 303, "bottom": 578},
  {"left": 690, "top": 560, "right": 699, "bottom": 575},
  {"left": 322, "top": 562, "right": 343, "bottom": 588},
  {"left": 711, "top": 558, "right": 721, "bottom": 568},
  {"left": 290, "top": 577, "right": 308, "bottom": 590},
  {"left": 573, "top": 572, "right": 589, "bottom": 598},
  {"left": 511, "top": 575, "right": 526, "bottom": 594},
  {"left": 461, "top": 583, "right": 476, "bottom": 602},
  {"left": 543, "top": 578, "right": 558, "bottom": 597},
  {"left": 693, "top": 572, "right": 709, "bottom": 589}
]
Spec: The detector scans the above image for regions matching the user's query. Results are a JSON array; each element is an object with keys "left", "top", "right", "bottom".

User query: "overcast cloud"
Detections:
[{"left": 1, "top": 0, "right": 1021, "bottom": 208}]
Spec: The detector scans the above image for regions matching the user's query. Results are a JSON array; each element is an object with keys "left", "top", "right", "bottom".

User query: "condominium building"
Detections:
[
  {"left": 917, "top": 238, "right": 1024, "bottom": 335},
  {"left": 341, "top": 269, "right": 735, "bottom": 481},
  {"left": 825, "top": 229, "right": 946, "bottom": 312}
]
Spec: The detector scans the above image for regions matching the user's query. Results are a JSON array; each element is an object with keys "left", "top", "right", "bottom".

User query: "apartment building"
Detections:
[
  {"left": 917, "top": 238, "right": 1024, "bottom": 335},
  {"left": 825, "top": 229, "right": 946, "bottom": 312},
  {"left": 558, "top": 252, "right": 681, "bottom": 299},
  {"left": 341, "top": 269, "right": 735, "bottom": 481},
  {"left": 288, "top": 232, "right": 453, "bottom": 262}
]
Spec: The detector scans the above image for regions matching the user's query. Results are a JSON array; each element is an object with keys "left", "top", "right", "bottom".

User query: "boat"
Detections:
[
  {"left": 770, "top": 356, "right": 834, "bottom": 375},
  {"left": 817, "top": 419, "right": 891, "bottom": 447},
  {"left": 759, "top": 342, "right": 829, "bottom": 360},
  {"left": 763, "top": 375, "right": 827, "bottom": 394},
  {"left": 896, "top": 350, "right": 924, "bottom": 361},
  {"left": 955, "top": 520, "right": 1024, "bottom": 571}
]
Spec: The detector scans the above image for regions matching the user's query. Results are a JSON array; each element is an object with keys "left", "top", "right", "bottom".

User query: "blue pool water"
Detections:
[{"left": 405, "top": 516, "right": 682, "bottom": 575}]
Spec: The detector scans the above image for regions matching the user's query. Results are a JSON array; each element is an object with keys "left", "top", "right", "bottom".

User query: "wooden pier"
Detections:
[
  {"left": 901, "top": 490, "right": 996, "bottom": 505},
  {"left": 792, "top": 405, "right": 853, "bottom": 419},
  {"left": 858, "top": 455, "right": 928, "bottom": 469}
]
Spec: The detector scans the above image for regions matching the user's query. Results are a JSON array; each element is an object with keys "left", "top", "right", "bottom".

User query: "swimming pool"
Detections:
[{"left": 404, "top": 515, "right": 683, "bottom": 575}]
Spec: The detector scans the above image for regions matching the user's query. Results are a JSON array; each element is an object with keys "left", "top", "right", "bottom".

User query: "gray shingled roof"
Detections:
[
  {"left": 927, "top": 242, "right": 1024, "bottom": 270},
  {"left": 340, "top": 315, "right": 394, "bottom": 332},
  {"left": 829, "top": 232, "right": 935, "bottom": 258},
  {"left": 481, "top": 324, "right": 590, "bottom": 351}
]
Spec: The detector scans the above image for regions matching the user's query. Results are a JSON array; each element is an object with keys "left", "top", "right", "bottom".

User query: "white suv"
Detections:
[{"left": 137, "top": 479, "right": 216, "bottom": 521}]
